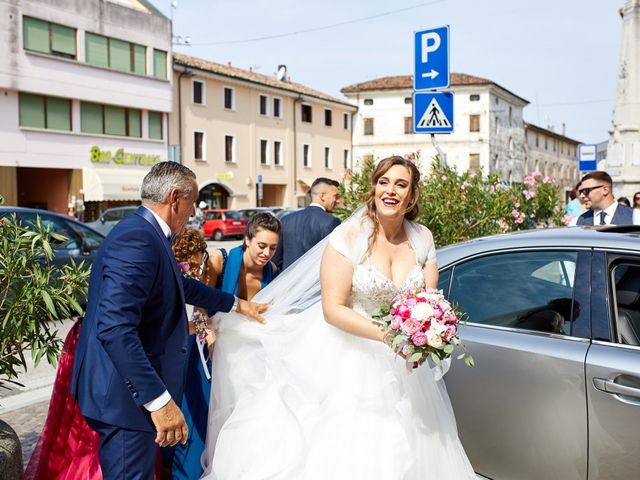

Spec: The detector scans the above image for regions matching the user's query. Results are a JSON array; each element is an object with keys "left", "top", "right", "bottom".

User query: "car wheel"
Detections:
[{"left": 213, "top": 230, "right": 223, "bottom": 241}]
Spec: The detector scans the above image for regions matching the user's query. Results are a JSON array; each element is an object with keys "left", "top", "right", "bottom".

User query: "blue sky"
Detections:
[{"left": 153, "top": 0, "right": 623, "bottom": 144}]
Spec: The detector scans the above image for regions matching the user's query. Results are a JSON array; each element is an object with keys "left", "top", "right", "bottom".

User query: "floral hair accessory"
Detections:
[{"left": 177, "top": 261, "right": 191, "bottom": 274}]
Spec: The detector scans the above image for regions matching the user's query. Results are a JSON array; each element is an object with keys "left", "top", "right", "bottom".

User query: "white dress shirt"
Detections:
[{"left": 593, "top": 202, "right": 640, "bottom": 226}]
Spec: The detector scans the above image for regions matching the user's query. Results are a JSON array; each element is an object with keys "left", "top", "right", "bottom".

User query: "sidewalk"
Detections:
[{"left": 0, "top": 318, "right": 74, "bottom": 466}]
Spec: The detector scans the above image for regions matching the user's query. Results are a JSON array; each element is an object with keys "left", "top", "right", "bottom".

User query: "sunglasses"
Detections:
[{"left": 578, "top": 185, "right": 605, "bottom": 196}]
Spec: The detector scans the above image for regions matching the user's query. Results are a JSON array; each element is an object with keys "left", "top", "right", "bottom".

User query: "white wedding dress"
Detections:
[{"left": 200, "top": 213, "right": 476, "bottom": 479}]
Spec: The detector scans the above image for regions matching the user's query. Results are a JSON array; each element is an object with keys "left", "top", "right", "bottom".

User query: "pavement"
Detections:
[{"left": 0, "top": 239, "right": 241, "bottom": 467}]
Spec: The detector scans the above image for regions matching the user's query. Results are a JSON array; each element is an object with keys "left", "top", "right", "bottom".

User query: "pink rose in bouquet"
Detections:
[{"left": 372, "top": 287, "right": 474, "bottom": 368}]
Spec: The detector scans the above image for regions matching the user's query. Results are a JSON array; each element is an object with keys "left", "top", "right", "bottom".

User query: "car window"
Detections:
[
  {"left": 102, "top": 210, "right": 122, "bottom": 222},
  {"left": 224, "top": 211, "right": 241, "bottom": 220},
  {"left": 438, "top": 267, "right": 451, "bottom": 297},
  {"left": 611, "top": 262, "right": 640, "bottom": 346},
  {"left": 122, "top": 208, "right": 137, "bottom": 218},
  {"left": 449, "top": 251, "right": 577, "bottom": 335},
  {"left": 65, "top": 221, "right": 104, "bottom": 250},
  {"left": 205, "top": 211, "right": 221, "bottom": 220},
  {"left": 14, "top": 213, "right": 79, "bottom": 250}
]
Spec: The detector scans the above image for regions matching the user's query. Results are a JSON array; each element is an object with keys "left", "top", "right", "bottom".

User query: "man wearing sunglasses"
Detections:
[{"left": 576, "top": 171, "right": 640, "bottom": 225}]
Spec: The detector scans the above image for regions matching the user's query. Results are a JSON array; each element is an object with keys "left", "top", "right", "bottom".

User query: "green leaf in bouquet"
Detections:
[
  {"left": 464, "top": 355, "right": 475, "bottom": 367},
  {"left": 430, "top": 352, "right": 441, "bottom": 365},
  {"left": 443, "top": 344, "right": 454, "bottom": 354},
  {"left": 408, "top": 352, "right": 423, "bottom": 363},
  {"left": 457, "top": 353, "right": 466, "bottom": 360},
  {"left": 391, "top": 335, "right": 406, "bottom": 350},
  {"left": 371, "top": 307, "right": 383, "bottom": 318}
]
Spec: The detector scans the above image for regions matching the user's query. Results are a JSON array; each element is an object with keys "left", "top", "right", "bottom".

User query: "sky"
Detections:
[{"left": 152, "top": 0, "right": 624, "bottom": 144}]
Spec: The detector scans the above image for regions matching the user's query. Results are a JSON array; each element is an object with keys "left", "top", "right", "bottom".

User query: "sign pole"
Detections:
[{"left": 430, "top": 133, "right": 446, "bottom": 167}]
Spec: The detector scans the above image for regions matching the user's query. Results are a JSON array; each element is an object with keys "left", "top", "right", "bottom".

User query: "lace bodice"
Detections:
[{"left": 351, "top": 263, "right": 425, "bottom": 318}]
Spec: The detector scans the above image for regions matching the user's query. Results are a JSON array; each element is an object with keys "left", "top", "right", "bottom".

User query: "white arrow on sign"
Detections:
[
  {"left": 417, "top": 97, "right": 451, "bottom": 128},
  {"left": 420, "top": 68, "right": 439, "bottom": 79}
]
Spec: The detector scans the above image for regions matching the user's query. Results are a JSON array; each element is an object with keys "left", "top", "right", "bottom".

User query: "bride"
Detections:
[{"left": 201, "top": 156, "right": 475, "bottom": 479}]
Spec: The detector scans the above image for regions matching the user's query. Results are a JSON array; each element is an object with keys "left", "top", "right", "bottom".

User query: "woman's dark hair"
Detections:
[
  {"left": 618, "top": 196, "right": 631, "bottom": 207},
  {"left": 244, "top": 212, "right": 281, "bottom": 242}
]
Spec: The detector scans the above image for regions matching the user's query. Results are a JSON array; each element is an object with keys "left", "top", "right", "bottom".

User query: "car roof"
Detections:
[
  {"left": 0, "top": 206, "right": 106, "bottom": 237},
  {"left": 103, "top": 206, "right": 138, "bottom": 212},
  {"left": 437, "top": 226, "right": 640, "bottom": 266}
]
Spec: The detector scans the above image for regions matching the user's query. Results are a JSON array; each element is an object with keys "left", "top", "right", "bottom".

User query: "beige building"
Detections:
[
  {"left": 524, "top": 122, "right": 581, "bottom": 197},
  {"left": 170, "top": 54, "right": 357, "bottom": 209}
]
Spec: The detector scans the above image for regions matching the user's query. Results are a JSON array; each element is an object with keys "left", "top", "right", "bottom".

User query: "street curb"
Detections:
[{"left": 0, "top": 385, "right": 53, "bottom": 414}]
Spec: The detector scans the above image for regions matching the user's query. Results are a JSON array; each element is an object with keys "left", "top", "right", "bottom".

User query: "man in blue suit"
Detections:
[
  {"left": 71, "top": 162, "right": 267, "bottom": 479},
  {"left": 576, "top": 171, "right": 640, "bottom": 226},
  {"left": 273, "top": 177, "right": 341, "bottom": 270}
]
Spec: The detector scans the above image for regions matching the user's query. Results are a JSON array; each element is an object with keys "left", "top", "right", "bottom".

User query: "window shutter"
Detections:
[
  {"left": 109, "top": 38, "right": 130, "bottom": 72},
  {"left": 104, "top": 105, "right": 126, "bottom": 136},
  {"left": 81, "top": 102, "right": 103, "bottom": 134},
  {"left": 46, "top": 97, "right": 71, "bottom": 131},
  {"left": 19, "top": 93, "right": 46, "bottom": 128},
  {"left": 128, "top": 109, "right": 141, "bottom": 137},
  {"left": 85, "top": 33, "right": 109, "bottom": 67},
  {"left": 148, "top": 111, "right": 162, "bottom": 139},
  {"left": 23, "top": 17, "right": 49, "bottom": 53},
  {"left": 153, "top": 49, "right": 167, "bottom": 80},
  {"left": 51, "top": 24, "right": 76, "bottom": 57},
  {"left": 133, "top": 44, "right": 146, "bottom": 75}
]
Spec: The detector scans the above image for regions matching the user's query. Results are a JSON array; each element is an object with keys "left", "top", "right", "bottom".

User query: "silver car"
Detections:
[
  {"left": 438, "top": 225, "right": 640, "bottom": 480},
  {"left": 86, "top": 205, "right": 138, "bottom": 236}
]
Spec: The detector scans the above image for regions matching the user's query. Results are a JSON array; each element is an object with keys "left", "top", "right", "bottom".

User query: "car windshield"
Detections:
[{"left": 225, "top": 211, "right": 241, "bottom": 219}]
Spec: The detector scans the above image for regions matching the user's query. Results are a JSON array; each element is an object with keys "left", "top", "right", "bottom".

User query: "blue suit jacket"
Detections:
[
  {"left": 70, "top": 207, "right": 234, "bottom": 432},
  {"left": 576, "top": 204, "right": 634, "bottom": 225},
  {"left": 272, "top": 205, "right": 340, "bottom": 270}
]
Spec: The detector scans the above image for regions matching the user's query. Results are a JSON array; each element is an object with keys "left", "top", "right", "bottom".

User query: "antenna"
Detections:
[{"left": 171, "top": 1, "right": 191, "bottom": 46}]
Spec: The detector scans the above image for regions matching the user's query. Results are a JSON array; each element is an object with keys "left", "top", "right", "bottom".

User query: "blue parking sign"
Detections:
[
  {"left": 413, "top": 92, "right": 454, "bottom": 134},
  {"left": 414, "top": 25, "right": 449, "bottom": 91}
]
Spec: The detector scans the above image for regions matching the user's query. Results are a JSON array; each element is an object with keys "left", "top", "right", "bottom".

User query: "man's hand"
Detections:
[
  {"left": 236, "top": 298, "right": 269, "bottom": 324},
  {"left": 150, "top": 399, "right": 188, "bottom": 447}
]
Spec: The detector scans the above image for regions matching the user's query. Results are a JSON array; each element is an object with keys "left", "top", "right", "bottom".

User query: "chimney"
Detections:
[
  {"left": 562, "top": 123, "right": 566, "bottom": 136},
  {"left": 619, "top": 7, "right": 624, "bottom": 18}
]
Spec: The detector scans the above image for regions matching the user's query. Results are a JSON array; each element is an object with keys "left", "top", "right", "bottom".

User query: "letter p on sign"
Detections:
[{"left": 421, "top": 32, "right": 441, "bottom": 63}]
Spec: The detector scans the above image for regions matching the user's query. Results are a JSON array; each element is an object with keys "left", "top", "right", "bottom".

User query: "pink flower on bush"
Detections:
[
  {"left": 515, "top": 215, "right": 524, "bottom": 224},
  {"left": 441, "top": 175, "right": 447, "bottom": 181},
  {"left": 532, "top": 171, "right": 543, "bottom": 178},
  {"left": 543, "top": 176, "right": 554, "bottom": 184},
  {"left": 412, "top": 332, "right": 428, "bottom": 346},
  {"left": 461, "top": 181, "right": 469, "bottom": 190},
  {"left": 514, "top": 201, "right": 520, "bottom": 208},
  {"left": 523, "top": 190, "right": 535, "bottom": 200},
  {"left": 523, "top": 176, "right": 535, "bottom": 186}
]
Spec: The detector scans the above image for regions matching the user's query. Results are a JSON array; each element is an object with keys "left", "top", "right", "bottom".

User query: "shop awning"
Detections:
[
  {"left": 297, "top": 178, "right": 314, "bottom": 194},
  {"left": 83, "top": 167, "right": 150, "bottom": 201}
]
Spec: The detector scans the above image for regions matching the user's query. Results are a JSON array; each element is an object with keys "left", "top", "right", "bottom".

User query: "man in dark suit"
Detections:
[
  {"left": 273, "top": 177, "right": 341, "bottom": 270},
  {"left": 576, "top": 171, "right": 639, "bottom": 226},
  {"left": 71, "top": 162, "right": 266, "bottom": 479}
]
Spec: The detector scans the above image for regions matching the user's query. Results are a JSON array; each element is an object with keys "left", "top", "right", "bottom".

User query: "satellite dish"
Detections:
[{"left": 276, "top": 65, "right": 287, "bottom": 81}]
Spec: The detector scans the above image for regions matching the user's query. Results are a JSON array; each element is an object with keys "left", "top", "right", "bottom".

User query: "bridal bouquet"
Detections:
[{"left": 372, "top": 287, "right": 474, "bottom": 368}]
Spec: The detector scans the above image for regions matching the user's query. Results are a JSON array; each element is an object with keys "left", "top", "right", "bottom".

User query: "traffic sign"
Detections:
[
  {"left": 257, "top": 174, "right": 263, "bottom": 201},
  {"left": 413, "top": 92, "right": 454, "bottom": 134},
  {"left": 578, "top": 144, "right": 597, "bottom": 172},
  {"left": 414, "top": 25, "right": 449, "bottom": 91}
]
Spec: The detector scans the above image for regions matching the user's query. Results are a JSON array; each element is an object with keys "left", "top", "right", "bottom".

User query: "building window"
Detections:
[
  {"left": 364, "top": 117, "right": 374, "bottom": 136},
  {"left": 545, "top": 138, "right": 548, "bottom": 150},
  {"left": 85, "top": 32, "right": 145, "bottom": 74},
  {"left": 274, "top": 141, "right": 282, "bottom": 166},
  {"left": 301, "top": 104, "right": 312, "bottom": 123},
  {"left": 535, "top": 134, "right": 539, "bottom": 147},
  {"left": 343, "top": 113, "right": 350, "bottom": 130},
  {"left": 223, "top": 87, "right": 235, "bottom": 110},
  {"left": 260, "top": 139, "right": 269, "bottom": 165},
  {"left": 194, "top": 131, "right": 205, "bottom": 160},
  {"left": 469, "top": 153, "right": 480, "bottom": 171},
  {"left": 404, "top": 116, "right": 413, "bottom": 134},
  {"left": 303, "top": 144, "right": 311, "bottom": 167},
  {"left": 404, "top": 97, "right": 412, "bottom": 104},
  {"left": 273, "top": 97, "right": 282, "bottom": 118},
  {"left": 259, "top": 94, "right": 269, "bottom": 116},
  {"left": 324, "top": 109, "right": 332, "bottom": 127},
  {"left": 23, "top": 16, "right": 76, "bottom": 59},
  {"left": 148, "top": 111, "right": 163, "bottom": 140},
  {"left": 19, "top": 93, "right": 71, "bottom": 131},
  {"left": 343, "top": 149, "right": 350, "bottom": 169},
  {"left": 470, "top": 94, "right": 480, "bottom": 102},
  {"left": 225, "top": 135, "right": 235, "bottom": 163},
  {"left": 469, "top": 114, "right": 480, "bottom": 133},
  {"left": 153, "top": 49, "right": 167, "bottom": 80},
  {"left": 508, "top": 106, "right": 513, "bottom": 126},
  {"left": 324, "top": 147, "right": 332, "bottom": 169},
  {"left": 192, "top": 80, "right": 204, "bottom": 105},
  {"left": 80, "top": 102, "right": 141, "bottom": 137},
  {"left": 363, "top": 99, "right": 374, "bottom": 106}
]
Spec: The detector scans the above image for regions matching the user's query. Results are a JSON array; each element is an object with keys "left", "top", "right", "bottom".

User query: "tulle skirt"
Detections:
[{"left": 201, "top": 303, "right": 475, "bottom": 479}]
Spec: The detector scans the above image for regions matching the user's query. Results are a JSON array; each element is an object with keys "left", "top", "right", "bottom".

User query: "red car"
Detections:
[{"left": 202, "top": 209, "right": 246, "bottom": 240}]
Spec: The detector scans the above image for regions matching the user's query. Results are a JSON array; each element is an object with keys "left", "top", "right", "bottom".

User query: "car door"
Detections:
[
  {"left": 442, "top": 249, "right": 590, "bottom": 480},
  {"left": 585, "top": 250, "right": 640, "bottom": 480}
]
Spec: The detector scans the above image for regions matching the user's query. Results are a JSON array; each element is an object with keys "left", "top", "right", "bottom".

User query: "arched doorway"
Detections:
[{"left": 199, "top": 182, "right": 230, "bottom": 209}]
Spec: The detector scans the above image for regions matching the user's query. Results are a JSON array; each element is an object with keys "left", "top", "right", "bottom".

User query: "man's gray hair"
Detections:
[{"left": 141, "top": 162, "right": 197, "bottom": 204}]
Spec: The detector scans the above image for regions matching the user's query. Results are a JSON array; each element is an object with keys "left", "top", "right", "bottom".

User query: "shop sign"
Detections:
[{"left": 90, "top": 146, "right": 161, "bottom": 166}]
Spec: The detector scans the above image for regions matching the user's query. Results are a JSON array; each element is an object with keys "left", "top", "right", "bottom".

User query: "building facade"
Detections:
[
  {"left": 523, "top": 122, "right": 581, "bottom": 197},
  {"left": 607, "top": 1, "right": 640, "bottom": 198},
  {"left": 170, "top": 54, "right": 357, "bottom": 209},
  {"left": 0, "top": 0, "right": 171, "bottom": 219},
  {"left": 341, "top": 74, "right": 529, "bottom": 182}
]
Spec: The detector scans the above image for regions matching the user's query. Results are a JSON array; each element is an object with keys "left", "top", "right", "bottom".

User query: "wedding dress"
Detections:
[{"left": 201, "top": 211, "right": 476, "bottom": 479}]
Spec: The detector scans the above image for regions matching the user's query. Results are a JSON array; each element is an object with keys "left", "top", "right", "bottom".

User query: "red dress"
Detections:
[{"left": 24, "top": 319, "right": 170, "bottom": 480}]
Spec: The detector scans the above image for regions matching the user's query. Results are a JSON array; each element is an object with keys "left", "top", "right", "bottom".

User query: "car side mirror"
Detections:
[
  {"left": 100, "top": 217, "right": 106, "bottom": 224},
  {"left": 81, "top": 240, "right": 92, "bottom": 256}
]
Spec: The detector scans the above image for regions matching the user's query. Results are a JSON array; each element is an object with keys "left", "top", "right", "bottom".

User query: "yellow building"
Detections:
[{"left": 170, "top": 54, "right": 356, "bottom": 208}]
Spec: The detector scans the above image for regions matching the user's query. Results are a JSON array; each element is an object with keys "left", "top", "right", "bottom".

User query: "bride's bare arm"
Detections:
[
  {"left": 320, "top": 243, "right": 385, "bottom": 342},
  {"left": 423, "top": 262, "right": 438, "bottom": 289}
]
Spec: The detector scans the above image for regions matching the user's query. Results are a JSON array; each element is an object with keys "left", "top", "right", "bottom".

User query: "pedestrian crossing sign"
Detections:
[{"left": 413, "top": 91, "right": 454, "bottom": 133}]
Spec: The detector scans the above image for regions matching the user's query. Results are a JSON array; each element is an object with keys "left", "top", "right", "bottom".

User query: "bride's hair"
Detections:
[{"left": 363, "top": 156, "right": 421, "bottom": 251}]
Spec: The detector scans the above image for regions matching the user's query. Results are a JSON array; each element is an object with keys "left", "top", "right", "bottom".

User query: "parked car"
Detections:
[
  {"left": 437, "top": 225, "right": 640, "bottom": 480},
  {"left": 202, "top": 209, "right": 246, "bottom": 240},
  {"left": 237, "top": 207, "right": 283, "bottom": 219},
  {"left": 275, "top": 207, "right": 303, "bottom": 219},
  {"left": 0, "top": 207, "right": 105, "bottom": 268},
  {"left": 85, "top": 205, "right": 138, "bottom": 236}
]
